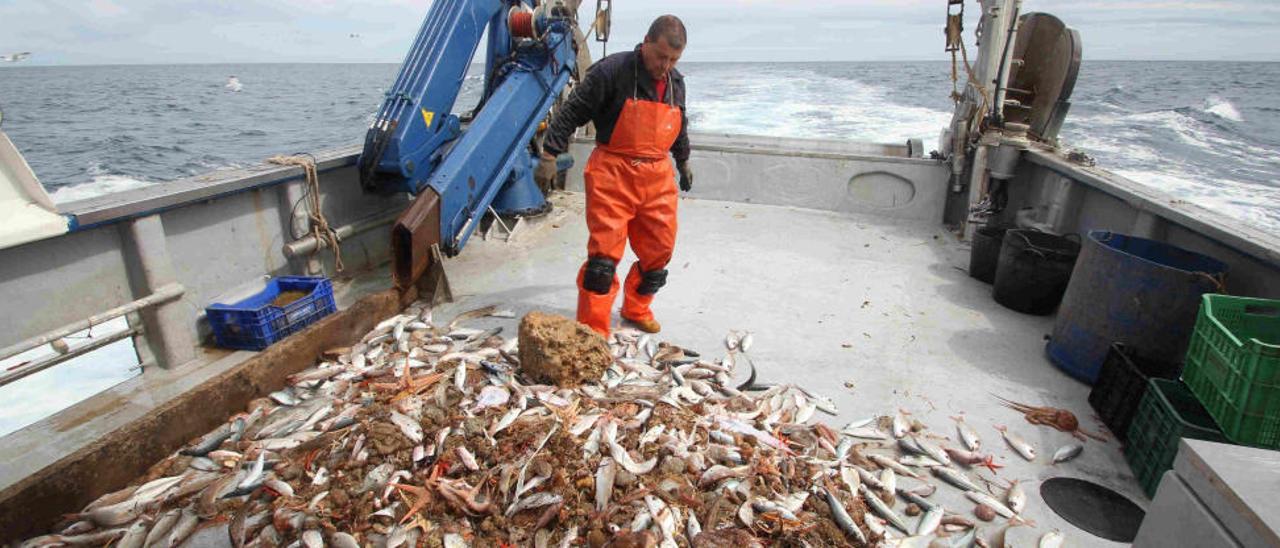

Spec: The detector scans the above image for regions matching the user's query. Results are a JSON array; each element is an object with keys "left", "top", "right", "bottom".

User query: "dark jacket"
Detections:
[{"left": 543, "top": 45, "right": 690, "bottom": 163}]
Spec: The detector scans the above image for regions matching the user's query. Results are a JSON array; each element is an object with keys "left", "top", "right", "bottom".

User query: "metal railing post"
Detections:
[{"left": 123, "top": 215, "right": 196, "bottom": 369}]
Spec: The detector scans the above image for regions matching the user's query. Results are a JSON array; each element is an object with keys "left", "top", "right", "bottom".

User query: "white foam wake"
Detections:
[
  {"left": 1203, "top": 96, "right": 1244, "bottom": 122},
  {"left": 48, "top": 175, "right": 156, "bottom": 204}
]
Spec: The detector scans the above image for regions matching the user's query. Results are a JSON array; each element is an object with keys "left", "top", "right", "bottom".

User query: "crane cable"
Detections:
[{"left": 270, "top": 154, "right": 345, "bottom": 273}]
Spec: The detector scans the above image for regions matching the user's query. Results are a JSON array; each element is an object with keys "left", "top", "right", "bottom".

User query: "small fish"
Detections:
[
  {"left": 471, "top": 385, "right": 510, "bottom": 412},
  {"left": 996, "top": 425, "right": 1037, "bottom": 461},
  {"left": 845, "top": 426, "right": 889, "bottom": 440},
  {"left": 839, "top": 466, "right": 861, "bottom": 495},
  {"left": 965, "top": 490, "right": 1016, "bottom": 518},
  {"left": 1052, "top": 443, "right": 1084, "bottom": 464},
  {"left": 917, "top": 504, "right": 944, "bottom": 536},
  {"left": 117, "top": 520, "right": 149, "bottom": 548},
  {"left": 751, "top": 498, "right": 798, "bottom": 521},
  {"left": 455, "top": 447, "right": 479, "bottom": 471},
  {"left": 893, "top": 411, "right": 910, "bottom": 438},
  {"left": 860, "top": 485, "right": 911, "bottom": 534},
  {"left": 686, "top": 509, "right": 703, "bottom": 544},
  {"left": 899, "top": 455, "right": 945, "bottom": 468},
  {"left": 879, "top": 467, "right": 897, "bottom": 495},
  {"left": 952, "top": 415, "right": 982, "bottom": 451},
  {"left": 739, "top": 332, "right": 755, "bottom": 353},
  {"left": 843, "top": 416, "right": 877, "bottom": 431},
  {"left": 302, "top": 530, "right": 324, "bottom": 548},
  {"left": 388, "top": 411, "right": 424, "bottom": 444},
  {"left": 896, "top": 488, "right": 935, "bottom": 512},
  {"left": 932, "top": 466, "right": 980, "bottom": 492},
  {"left": 489, "top": 407, "right": 522, "bottom": 438},
  {"left": 1007, "top": 480, "right": 1027, "bottom": 514},
  {"left": 724, "top": 333, "right": 739, "bottom": 351},
  {"left": 871, "top": 454, "right": 921, "bottom": 479},
  {"left": 505, "top": 492, "right": 563, "bottom": 517},
  {"left": 237, "top": 451, "right": 266, "bottom": 491},
  {"left": 331, "top": 532, "right": 360, "bottom": 548},
  {"left": 595, "top": 457, "right": 617, "bottom": 512},
  {"left": 912, "top": 435, "right": 952, "bottom": 465},
  {"left": 823, "top": 488, "right": 868, "bottom": 545},
  {"left": 1040, "top": 530, "right": 1065, "bottom": 548}
]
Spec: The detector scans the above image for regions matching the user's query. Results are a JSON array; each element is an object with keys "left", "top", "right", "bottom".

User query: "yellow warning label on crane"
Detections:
[{"left": 421, "top": 108, "right": 435, "bottom": 128}]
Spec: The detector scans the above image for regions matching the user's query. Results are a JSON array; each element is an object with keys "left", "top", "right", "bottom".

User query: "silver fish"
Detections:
[
  {"left": 1007, "top": 480, "right": 1027, "bottom": 514},
  {"left": 117, "top": 520, "right": 149, "bottom": 548},
  {"left": 823, "top": 488, "right": 868, "bottom": 544},
  {"left": 899, "top": 455, "right": 945, "bottom": 468},
  {"left": 751, "top": 498, "right": 798, "bottom": 521},
  {"left": 871, "top": 453, "right": 922, "bottom": 478},
  {"left": 388, "top": 411, "right": 424, "bottom": 444},
  {"left": 952, "top": 415, "right": 982, "bottom": 451},
  {"left": 932, "top": 466, "right": 980, "bottom": 492},
  {"left": 330, "top": 532, "right": 360, "bottom": 548},
  {"left": 860, "top": 485, "right": 911, "bottom": 534},
  {"left": 455, "top": 447, "right": 479, "bottom": 471},
  {"left": 839, "top": 466, "right": 861, "bottom": 495},
  {"left": 505, "top": 492, "right": 563, "bottom": 517},
  {"left": 917, "top": 504, "right": 944, "bottom": 536},
  {"left": 237, "top": 451, "right": 266, "bottom": 491},
  {"left": 996, "top": 425, "right": 1037, "bottom": 461},
  {"left": 595, "top": 457, "right": 617, "bottom": 512},
  {"left": 966, "top": 490, "right": 1016, "bottom": 518},
  {"left": 1052, "top": 443, "right": 1084, "bottom": 464},
  {"left": 686, "top": 509, "right": 703, "bottom": 544},
  {"left": 893, "top": 411, "right": 910, "bottom": 438},
  {"left": 1040, "top": 530, "right": 1065, "bottom": 548},
  {"left": 144, "top": 508, "right": 181, "bottom": 547},
  {"left": 302, "top": 530, "right": 324, "bottom": 548},
  {"left": 912, "top": 435, "right": 952, "bottom": 465},
  {"left": 739, "top": 332, "right": 755, "bottom": 352}
]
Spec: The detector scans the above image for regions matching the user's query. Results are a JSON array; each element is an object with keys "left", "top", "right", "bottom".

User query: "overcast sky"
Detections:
[{"left": 1, "top": 0, "right": 1277, "bottom": 65}]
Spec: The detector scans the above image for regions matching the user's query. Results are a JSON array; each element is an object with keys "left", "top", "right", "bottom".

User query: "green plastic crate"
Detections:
[
  {"left": 1181, "top": 294, "right": 1280, "bottom": 449},
  {"left": 1124, "top": 379, "right": 1229, "bottom": 498}
]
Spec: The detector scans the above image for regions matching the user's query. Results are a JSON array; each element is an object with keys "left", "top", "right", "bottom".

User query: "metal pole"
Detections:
[
  {"left": 0, "top": 283, "right": 183, "bottom": 363},
  {"left": 283, "top": 210, "right": 403, "bottom": 258},
  {"left": 0, "top": 327, "right": 140, "bottom": 388}
]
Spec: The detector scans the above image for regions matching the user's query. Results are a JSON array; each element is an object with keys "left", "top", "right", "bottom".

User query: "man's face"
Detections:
[{"left": 641, "top": 36, "right": 683, "bottom": 81}]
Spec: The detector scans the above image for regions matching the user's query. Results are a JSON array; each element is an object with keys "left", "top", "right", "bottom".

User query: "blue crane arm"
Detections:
[{"left": 359, "top": 0, "right": 579, "bottom": 288}]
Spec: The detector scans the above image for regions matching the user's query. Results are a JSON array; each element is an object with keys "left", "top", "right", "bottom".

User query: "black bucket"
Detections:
[
  {"left": 969, "top": 225, "right": 1010, "bottom": 284},
  {"left": 993, "top": 230, "right": 1081, "bottom": 315}
]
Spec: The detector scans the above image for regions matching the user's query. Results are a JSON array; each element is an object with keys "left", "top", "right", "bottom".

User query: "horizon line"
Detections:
[{"left": 4, "top": 58, "right": 1280, "bottom": 68}]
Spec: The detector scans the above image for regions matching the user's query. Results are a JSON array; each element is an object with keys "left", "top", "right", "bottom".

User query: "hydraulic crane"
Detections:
[{"left": 358, "top": 0, "right": 580, "bottom": 289}]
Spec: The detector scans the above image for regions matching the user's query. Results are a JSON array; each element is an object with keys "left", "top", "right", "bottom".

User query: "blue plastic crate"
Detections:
[{"left": 206, "top": 276, "right": 336, "bottom": 351}]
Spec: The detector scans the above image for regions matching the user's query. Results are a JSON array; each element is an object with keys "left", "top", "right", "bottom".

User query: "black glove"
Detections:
[
  {"left": 677, "top": 161, "right": 693, "bottom": 192},
  {"left": 534, "top": 153, "right": 559, "bottom": 188}
]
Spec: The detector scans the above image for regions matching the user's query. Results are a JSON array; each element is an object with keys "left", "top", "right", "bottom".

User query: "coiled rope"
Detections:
[{"left": 269, "top": 154, "right": 345, "bottom": 273}]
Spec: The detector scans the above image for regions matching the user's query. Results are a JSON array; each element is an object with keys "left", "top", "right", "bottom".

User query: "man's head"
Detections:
[{"left": 640, "top": 15, "right": 685, "bottom": 81}]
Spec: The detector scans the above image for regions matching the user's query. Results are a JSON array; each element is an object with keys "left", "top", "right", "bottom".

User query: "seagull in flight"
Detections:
[{"left": 1, "top": 52, "right": 31, "bottom": 63}]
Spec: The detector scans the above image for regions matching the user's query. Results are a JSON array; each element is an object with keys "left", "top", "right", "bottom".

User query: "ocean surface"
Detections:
[
  {"left": 0, "top": 61, "right": 1278, "bottom": 436},
  {"left": 1, "top": 61, "right": 1278, "bottom": 233}
]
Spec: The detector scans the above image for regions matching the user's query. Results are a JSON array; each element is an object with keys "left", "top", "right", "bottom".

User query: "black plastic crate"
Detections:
[{"left": 1089, "top": 343, "right": 1182, "bottom": 443}]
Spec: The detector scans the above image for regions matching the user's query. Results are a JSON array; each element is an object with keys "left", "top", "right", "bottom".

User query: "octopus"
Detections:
[{"left": 995, "top": 395, "right": 1107, "bottom": 442}]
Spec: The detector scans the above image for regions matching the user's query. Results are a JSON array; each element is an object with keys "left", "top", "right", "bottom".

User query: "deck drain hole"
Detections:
[{"left": 1040, "top": 477, "right": 1145, "bottom": 542}]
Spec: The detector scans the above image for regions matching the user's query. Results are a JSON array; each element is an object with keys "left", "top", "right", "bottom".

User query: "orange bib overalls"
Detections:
[{"left": 576, "top": 73, "right": 683, "bottom": 338}]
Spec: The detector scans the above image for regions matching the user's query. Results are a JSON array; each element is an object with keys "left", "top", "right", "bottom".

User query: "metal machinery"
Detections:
[
  {"left": 940, "top": 0, "right": 1082, "bottom": 234},
  {"left": 358, "top": 0, "right": 580, "bottom": 289}
]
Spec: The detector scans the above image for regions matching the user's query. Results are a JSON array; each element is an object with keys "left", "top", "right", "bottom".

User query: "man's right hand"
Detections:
[{"left": 534, "top": 153, "right": 559, "bottom": 188}]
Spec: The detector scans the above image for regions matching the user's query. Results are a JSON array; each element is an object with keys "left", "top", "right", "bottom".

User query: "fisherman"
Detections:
[{"left": 537, "top": 15, "right": 693, "bottom": 338}]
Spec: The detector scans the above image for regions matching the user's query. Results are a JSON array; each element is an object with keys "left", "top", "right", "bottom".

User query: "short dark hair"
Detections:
[{"left": 645, "top": 15, "right": 687, "bottom": 50}]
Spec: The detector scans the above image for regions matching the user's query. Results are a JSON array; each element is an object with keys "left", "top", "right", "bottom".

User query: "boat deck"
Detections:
[
  {"left": 436, "top": 191, "right": 1139, "bottom": 545},
  {"left": 1, "top": 190, "right": 1141, "bottom": 545}
]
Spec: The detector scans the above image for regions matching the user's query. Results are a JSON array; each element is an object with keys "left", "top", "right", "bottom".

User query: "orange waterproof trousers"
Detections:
[{"left": 576, "top": 96, "right": 683, "bottom": 338}]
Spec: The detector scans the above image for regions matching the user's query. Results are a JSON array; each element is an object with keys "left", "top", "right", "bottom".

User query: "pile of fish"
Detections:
[{"left": 19, "top": 302, "right": 1078, "bottom": 548}]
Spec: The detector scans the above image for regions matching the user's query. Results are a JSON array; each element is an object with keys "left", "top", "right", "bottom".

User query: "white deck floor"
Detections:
[{"left": 438, "top": 191, "right": 1143, "bottom": 546}]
